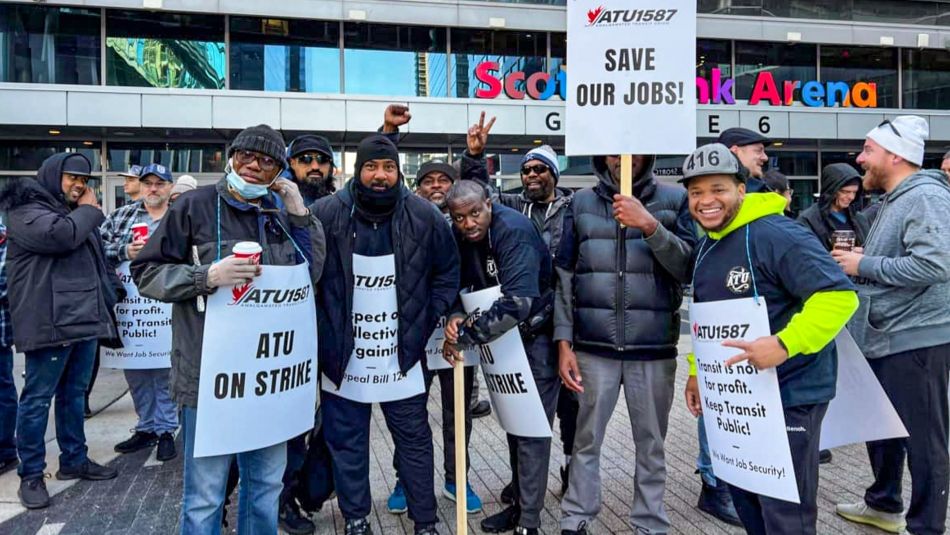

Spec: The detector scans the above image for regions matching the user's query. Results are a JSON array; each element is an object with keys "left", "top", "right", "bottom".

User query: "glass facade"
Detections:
[
  {"left": 230, "top": 17, "right": 340, "bottom": 93},
  {"left": 343, "top": 23, "right": 447, "bottom": 97},
  {"left": 699, "top": 0, "right": 950, "bottom": 26},
  {"left": 820, "top": 45, "right": 898, "bottom": 108},
  {"left": 697, "top": 39, "right": 732, "bottom": 79},
  {"left": 903, "top": 48, "right": 950, "bottom": 110},
  {"left": 107, "top": 143, "right": 225, "bottom": 174},
  {"left": 450, "top": 28, "right": 547, "bottom": 98},
  {"left": 106, "top": 11, "right": 225, "bottom": 89},
  {"left": 0, "top": 5, "right": 100, "bottom": 84},
  {"left": 0, "top": 142, "right": 100, "bottom": 172},
  {"left": 734, "top": 41, "right": 817, "bottom": 101}
]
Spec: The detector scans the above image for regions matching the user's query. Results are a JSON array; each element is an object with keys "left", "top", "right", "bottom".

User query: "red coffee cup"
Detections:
[
  {"left": 233, "top": 241, "right": 263, "bottom": 265},
  {"left": 131, "top": 223, "right": 149, "bottom": 242}
]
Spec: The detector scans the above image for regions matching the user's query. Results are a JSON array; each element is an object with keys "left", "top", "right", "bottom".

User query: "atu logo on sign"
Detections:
[{"left": 585, "top": 6, "right": 679, "bottom": 26}]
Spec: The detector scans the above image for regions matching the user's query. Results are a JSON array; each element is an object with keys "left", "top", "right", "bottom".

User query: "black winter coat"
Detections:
[
  {"left": 310, "top": 184, "right": 459, "bottom": 387},
  {"left": 0, "top": 153, "right": 119, "bottom": 352},
  {"left": 797, "top": 163, "right": 871, "bottom": 251}
]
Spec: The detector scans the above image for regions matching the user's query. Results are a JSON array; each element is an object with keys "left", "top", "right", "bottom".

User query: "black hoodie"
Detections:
[
  {"left": 0, "top": 153, "right": 119, "bottom": 352},
  {"left": 797, "top": 163, "right": 871, "bottom": 251}
]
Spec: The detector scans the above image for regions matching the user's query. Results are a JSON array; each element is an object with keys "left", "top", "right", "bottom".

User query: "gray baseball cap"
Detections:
[{"left": 679, "top": 143, "right": 741, "bottom": 184}]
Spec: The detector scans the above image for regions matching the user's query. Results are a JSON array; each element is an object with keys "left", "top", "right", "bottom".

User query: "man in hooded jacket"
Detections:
[
  {"left": 554, "top": 153, "right": 695, "bottom": 534},
  {"left": 0, "top": 152, "right": 120, "bottom": 509},
  {"left": 310, "top": 134, "right": 459, "bottom": 535},
  {"left": 798, "top": 163, "right": 871, "bottom": 251}
]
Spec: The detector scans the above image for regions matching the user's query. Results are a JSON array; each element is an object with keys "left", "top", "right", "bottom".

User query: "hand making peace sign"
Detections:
[{"left": 466, "top": 111, "right": 497, "bottom": 157}]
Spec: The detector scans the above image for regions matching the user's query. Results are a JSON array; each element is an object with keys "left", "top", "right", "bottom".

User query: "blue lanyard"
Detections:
[{"left": 215, "top": 195, "right": 308, "bottom": 264}]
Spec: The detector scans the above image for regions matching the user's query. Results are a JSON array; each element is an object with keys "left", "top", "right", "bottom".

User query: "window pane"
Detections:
[
  {"left": 770, "top": 151, "right": 818, "bottom": 177},
  {"left": 903, "top": 48, "right": 950, "bottom": 110},
  {"left": 107, "top": 143, "right": 225, "bottom": 174},
  {"left": 343, "top": 23, "right": 446, "bottom": 97},
  {"left": 0, "top": 5, "right": 100, "bottom": 84},
  {"left": 735, "top": 41, "right": 816, "bottom": 101},
  {"left": 230, "top": 17, "right": 340, "bottom": 93},
  {"left": 697, "top": 39, "right": 731, "bottom": 79},
  {"left": 0, "top": 142, "right": 100, "bottom": 172},
  {"left": 820, "top": 46, "right": 897, "bottom": 108},
  {"left": 451, "top": 28, "right": 547, "bottom": 99},
  {"left": 106, "top": 10, "right": 225, "bottom": 89},
  {"left": 789, "top": 178, "right": 818, "bottom": 215},
  {"left": 550, "top": 31, "right": 566, "bottom": 80}
]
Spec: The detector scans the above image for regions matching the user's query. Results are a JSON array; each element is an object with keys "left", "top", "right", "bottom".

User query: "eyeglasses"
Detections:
[
  {"left": 140, "top": 180, "right": 167, "bottom": 189},
  {"left": 235, "top": 149, "right": 279, "bottom": 171},
  {"left": 296, "top": 153, "right": 332, "bottom": 165},
  {"left": 878, "top": 120, "right": 902, "bottom": 138},
  {"left": 520, "top": 164, "right": 550, "bottom": 176}
]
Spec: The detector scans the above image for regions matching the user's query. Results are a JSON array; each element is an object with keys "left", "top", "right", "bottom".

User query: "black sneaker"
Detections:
[
  {"left": 696, "top": 478, "right": 742, "bottom": 527},
  {"left": 819, "top": 449, "right": 833, "bottom": 464},
  {"left": 114, "top": 431, "right": 158, "bottom": 454},
  {"left": 500, "top": 481, "right": 515, "bottom": 505},
  {"left": 56, "top": 459, "right": 118, "bottom": 481},
  {"left": 344, "top": 518, "right": 373, "bottom": 535},
  {"left": 559, "top": 463, "right": 570, "bottom": 496},
  {"left": 480, "top": 505, "right": 520, "bottom": 533},
  {"left": 561, "top": 520, "right": 590, "bottom": 535},
  {"left": 471, "top": 400, "right": 492, "bottom": 419},
  {"left": 279, "top": 498, "right": 315, "bottom": 534},
  {"left": 414, "top": 524, "right": 439, "bottom": 535},
  {"left": 0, "top": 457, "right": 19, "bottom": 476},
  {"left": 18, "top": 477, "right": 50, "bottom": 509},
  {"left": 514, "top": 527, "right": 538, "bottom": 535},
  {"left": 156, "top": 433, "right": 177, "bottom": 462}
]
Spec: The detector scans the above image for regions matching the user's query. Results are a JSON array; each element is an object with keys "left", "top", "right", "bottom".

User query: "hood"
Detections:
[
  {"left": 0, "top": 153, "right": 88, "bottom": 210},
  {"left": 707, "top": 192, "right": 788, "bottom": 240},
  {"left": 887, "top": 169, "right": 950, "bottom": 202},
  {"left": 818, "top": 163, "right": 863, "bottom": 208},
  {"left": 591, "top": 154, "right": 657, "bottom": 199}
]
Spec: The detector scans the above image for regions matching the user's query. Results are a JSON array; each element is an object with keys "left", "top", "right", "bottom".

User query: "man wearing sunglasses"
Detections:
[
  {"left": 132, "top": 124, "right": 326, "bottom": 534},
  {"left": 833, "top": 115, "right": 950, "bottom": 535},
  {"left": 100, "top": 163, "right": 179, "bottom": 463},
  {"left": 287, "top": 135, "right": 337, "bottom": 206}
]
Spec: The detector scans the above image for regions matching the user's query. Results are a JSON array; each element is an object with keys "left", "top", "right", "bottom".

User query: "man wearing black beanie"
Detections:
[{"left": 310, "top": 134, "right": 459, "bottom": 535}]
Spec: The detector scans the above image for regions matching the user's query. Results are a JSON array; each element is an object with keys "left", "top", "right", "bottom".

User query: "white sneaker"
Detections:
[{"left": 835, "top": 502, "right": 906, "bottom": 533}]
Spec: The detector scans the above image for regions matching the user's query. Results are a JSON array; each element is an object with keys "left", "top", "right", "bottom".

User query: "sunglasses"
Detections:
[
  {"left": 297, "top": 153, "right": 332, "bottom": 165},
  {"left": 520, "top": 164, "right": 550, "bottom": 176},
  {"left": 878, "top": 119, "right": 902, "bottom": 138},
  {"left": 235, "top": 149, "right": 280, "bottom": 172}
]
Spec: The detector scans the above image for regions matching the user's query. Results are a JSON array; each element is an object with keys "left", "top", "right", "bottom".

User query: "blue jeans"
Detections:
[
  {"left": 697, "top": 415, "right": 717, "bottom": 486},
  {"left": 0, "top": 346, "right": 16, "bottom": 461},
  {"left": 125, "top": 369, "right": 178, "bottom": 434},
  {"left": 179, "top": 406, "right": 286, "bottom": 535},
  {"left": 17, "top": 339, "right": 97, "bottom": 479}
]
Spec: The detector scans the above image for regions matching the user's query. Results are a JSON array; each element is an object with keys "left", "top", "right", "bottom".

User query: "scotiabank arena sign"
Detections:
[{"left": 474, "top": 62, "right": 878, "bottom": 108}]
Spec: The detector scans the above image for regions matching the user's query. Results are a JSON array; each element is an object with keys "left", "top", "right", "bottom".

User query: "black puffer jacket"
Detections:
[
  {"left": 0, "top": 153, "right": 119, "bottom": 352},
  {"left": 553, "top": 155, "right": 696, "bottom": 360},
  {"left": 797, "top": 163, "right": 871, "bottom": 251},
  {"left": 310, "top": 184, "right": 459, "bottom": 387}
]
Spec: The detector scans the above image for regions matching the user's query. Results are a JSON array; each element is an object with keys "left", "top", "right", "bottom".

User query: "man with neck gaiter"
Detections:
[{"left": 311, "top": 135, "right": 459, "bottom": 535}]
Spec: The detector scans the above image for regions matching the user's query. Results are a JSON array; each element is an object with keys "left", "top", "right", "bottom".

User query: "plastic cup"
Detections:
[
  {"left": 233, "top": 241, "right": 263, "bottom": 265},
  {"left": 832, "top": 230, "right": 856, "bottom": 252},
  {"left": 131, "top": 223, "right": 149, "bottom": 242}
]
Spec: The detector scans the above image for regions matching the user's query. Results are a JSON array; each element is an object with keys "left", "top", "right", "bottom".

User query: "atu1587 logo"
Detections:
[
  {"left": 586, "top": 6, "right": 678, "bottom": 26},
  {"left": 230, "top": 283, "right": 311, "bottom": 307},
  {"left": 692, "top": 322, "right": 751, "bottom": 341}
]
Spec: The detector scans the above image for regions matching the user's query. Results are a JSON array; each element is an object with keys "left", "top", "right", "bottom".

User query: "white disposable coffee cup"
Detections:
[{"left": 232, "top": 241, "right": 262, "bottom": 265}]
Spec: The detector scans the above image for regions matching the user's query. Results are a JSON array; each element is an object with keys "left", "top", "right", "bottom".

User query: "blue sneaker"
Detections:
[
  {"left": 442, "top": 482, "right": 483, "bottom": 514},
  {"left": 387, "top": 480, "right": 408, "bottom": 514}
]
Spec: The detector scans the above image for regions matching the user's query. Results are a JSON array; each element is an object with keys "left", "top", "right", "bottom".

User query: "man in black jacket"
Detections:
[
  {"left": 311, "top": 134, "right": 459, "bottom": 535},
  {"left": 0, "top": 153, "right": 120, "bottom": 509},
  {"left": 555, "top": 153, "right": 695, "bottom": 534},
  {"left": 798, "top": 163, "right": 871, "bottom": 252},
  {"left": 443, "top": 180, "right": 557, "bottom": 535}
]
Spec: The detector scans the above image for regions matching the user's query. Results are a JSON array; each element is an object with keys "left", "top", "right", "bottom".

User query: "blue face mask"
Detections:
[{"left": 226, "top": 169, "right": 271, "bottom": 200}]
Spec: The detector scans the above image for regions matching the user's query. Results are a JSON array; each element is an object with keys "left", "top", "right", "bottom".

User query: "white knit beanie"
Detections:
[
  {"left": 171, "top": 174, "right": 198, "bottom": 196},
  {"left": 866, "top": 115, "right": 929, "bottom": 166}
]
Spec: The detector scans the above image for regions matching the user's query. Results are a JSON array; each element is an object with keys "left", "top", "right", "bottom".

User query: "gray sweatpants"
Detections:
[{"left": 560, "top": 351, "right": 676, "bottom": 534}]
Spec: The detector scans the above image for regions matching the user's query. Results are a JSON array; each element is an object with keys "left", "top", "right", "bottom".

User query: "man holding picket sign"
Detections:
[
  {"left": 132, "top": 124, "right": 326, "bottom": 534},
  {"left": 100, "top": 163, "right": 178, "bottom": 462},
  {"left": 442, "top": 180, "right": 557, "bottom": 535},
  {"left": 312, "top": 133, "right": 458, "bottom": 535},
  {"left": 682, "top": 142, "right": 857, "bottom": 534}
]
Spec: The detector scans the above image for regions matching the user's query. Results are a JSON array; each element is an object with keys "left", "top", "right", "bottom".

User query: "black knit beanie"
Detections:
[
  {"left": 228, "top": 124, "right": 287, "bottom": 170},
  {"left": 354, "top": 135, "right": 401, "bottom": 178},
  {"left": 416, "top": 160, "right": 459, "bottom": 184}
]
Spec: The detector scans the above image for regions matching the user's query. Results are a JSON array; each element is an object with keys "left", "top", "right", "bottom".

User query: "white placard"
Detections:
[
  {"left": 820, "top": 329, "right": 908, "bottom": 450},
  {"left": 321, "top": 254, "right": 425, "bottom": 403},
  {"left": 101, "top": 261, "right": 172, "bottom": 369},
  {"left": 460, "top": 286, "right": 552, "bottom": 438},
  {"left": 425, "top": 316, "right": 479, "bottom": 371},
  {"left": 690, "top": 297, "right": 799, "bottom": 503},
  {"left": 195, "top": 264, "right": 318, "bottom": 457},
  {"left": 566, "top": 0, "right": 697, "bottom": 155}
]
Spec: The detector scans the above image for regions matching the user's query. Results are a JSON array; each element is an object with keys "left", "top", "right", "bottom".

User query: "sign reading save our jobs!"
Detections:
[{"left": 566, "top": 0, "right": 697, "bottom": 155}]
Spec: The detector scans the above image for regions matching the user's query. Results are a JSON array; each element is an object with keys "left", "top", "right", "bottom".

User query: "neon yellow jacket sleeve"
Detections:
[
  {"left": 686, "top": 352, "right": 697, "bottom": 377},
  {"left": 776, "top": 290, "right": 859, "bottom": 358}
]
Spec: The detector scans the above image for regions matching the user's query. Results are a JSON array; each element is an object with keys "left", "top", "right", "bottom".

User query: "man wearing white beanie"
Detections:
[
  {"left": 833, "top": 115, "right": 950, "bottom": 535},
  {"left": 169, "top": 175, "right": 198, "bottom": 203}
]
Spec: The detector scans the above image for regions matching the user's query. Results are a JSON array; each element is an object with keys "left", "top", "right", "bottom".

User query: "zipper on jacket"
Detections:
[{"left": 616, "top": 223, "right": 625, "bottom": 352}]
